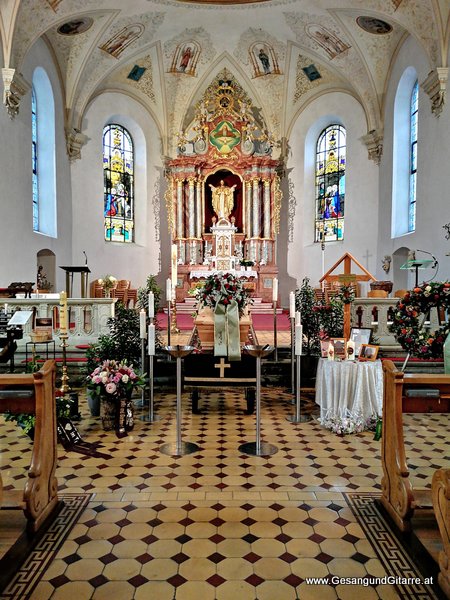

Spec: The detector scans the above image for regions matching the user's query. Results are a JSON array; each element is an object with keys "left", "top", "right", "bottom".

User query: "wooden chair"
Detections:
[
  {"left": 367, "top": 290, "right": 388, "bottom": 298},
  {"left": 394, "top": 289, "right": 408, "bottom": 298},
  {"left": 111, "top": 280, "right": 131, "bottom": 307}
]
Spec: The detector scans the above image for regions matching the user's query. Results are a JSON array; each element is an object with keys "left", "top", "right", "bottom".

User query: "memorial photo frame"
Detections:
[
  {"left": 349, "top": 327, "right": 372, "bottom": 356},
  {"left": 330, "top": 337, "right": 346, "bottom": 359},
  {"left": 320, "top": 339, "right": 331, "bottom": 358},
  {"left": 358, "top": 344, "right": 379, "bottom": 361}
]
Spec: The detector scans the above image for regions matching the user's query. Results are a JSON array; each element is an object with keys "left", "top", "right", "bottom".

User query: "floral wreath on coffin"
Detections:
[{"left": 389, "top": 281, "right": 450, "bottom": 359}]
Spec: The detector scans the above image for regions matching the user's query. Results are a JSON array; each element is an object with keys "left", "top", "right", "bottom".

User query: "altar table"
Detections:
[{"left": 315, "top": 358, "right": 383, "bottom": 432}]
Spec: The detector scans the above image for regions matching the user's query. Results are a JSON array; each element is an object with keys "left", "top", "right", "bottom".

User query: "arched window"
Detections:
[
  {"left": 315, "top": 125, "right": 346, "bottom": 242},
  {"left": 392, "top": 68, "right": 418, "bottom": 237},
  {"left": 103, "top": 124, "right": 135, "bottom": 243},
  {"left": 409, "top": 81, "right": 418, "bottom": 232},
  {"left": 31, "top": 68, "right": 56, "bottom": 236},
  {"left": 31, "top": 88, "right": 38, "bottom": 231}
]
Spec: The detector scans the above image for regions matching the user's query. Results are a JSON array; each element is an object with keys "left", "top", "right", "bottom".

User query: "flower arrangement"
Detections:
[
  {"left": 320, "top": 412, "right": 365, "bottom": 435},
  {"left": 337, "top": 284, "right": 356, "bottom": 304},
  {"left": 389, "top": 282, "right": 450, "bottom": 359},
  {"left": 87, "top": 359, "right": 144, "bottom": 401},
  {"left": 98, "top": 274, "right": 117, "bottom": 292},
  {"left": 239, "top": 259, "right": 254, "bottom": 268},
  {"left": 193, "top": 272, "right": 252, "bottom": 315}
]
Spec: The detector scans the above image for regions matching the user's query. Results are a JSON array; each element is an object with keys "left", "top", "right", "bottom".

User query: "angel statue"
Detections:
[{"left": 209, "top": 180, "right": 236, "bottom": 220}]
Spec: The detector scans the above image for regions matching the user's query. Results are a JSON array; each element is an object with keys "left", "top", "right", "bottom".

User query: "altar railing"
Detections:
[{"left": 0, "top": 298, "right": 115, "bottom": 349}]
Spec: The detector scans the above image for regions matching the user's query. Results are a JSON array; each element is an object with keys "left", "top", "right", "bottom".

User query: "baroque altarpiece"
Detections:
[{"left": 165, "top": 70, "right": 283, "bottom": 302}]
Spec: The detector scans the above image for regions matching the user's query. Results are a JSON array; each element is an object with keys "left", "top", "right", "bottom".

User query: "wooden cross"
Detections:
[{"left": 214, "top": 358, "right": 231, "bottom": 378}]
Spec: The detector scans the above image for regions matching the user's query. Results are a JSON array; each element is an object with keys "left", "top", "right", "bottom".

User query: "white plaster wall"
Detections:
[
  {"left": 379, "top": 36, "right": 450, "bottom": 288},
  {"left": 0, "top": 38, "right": 72, "bottom": 290},
  {"left": 71, "top": 92, "right": 162, "bottom": 290},
  {"left": 285, "top": 91, "right": 379, "bottom": 293}
]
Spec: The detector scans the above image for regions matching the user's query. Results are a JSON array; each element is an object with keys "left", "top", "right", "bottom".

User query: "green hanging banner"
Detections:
[
  {"left": 214, "top": 303, "right": 227, "bottom": 357},
  {"left": 214, "top": 301, "right": 241, "bottom": 361}
]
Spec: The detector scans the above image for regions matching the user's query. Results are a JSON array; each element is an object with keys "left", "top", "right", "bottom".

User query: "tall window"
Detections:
[
  {"left": 315, "top": 125, "right": 346, "bottom": 242},
  {"left": 31, "top": 88, "right": 38, "bottom": 231},
  {"left": 409, "top": 81, "right": 418, "bottom": 232},
  {"left": 103, "top": 124, "right": 135, "bottom": 243}
]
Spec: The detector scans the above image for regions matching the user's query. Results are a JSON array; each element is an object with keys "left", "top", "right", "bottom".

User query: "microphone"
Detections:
[
  {"left": 83, "top": 251, "right": 88, "bottom": 265},
  {"left": 416, "top": 249, "right": 438, "bottom": 269}
]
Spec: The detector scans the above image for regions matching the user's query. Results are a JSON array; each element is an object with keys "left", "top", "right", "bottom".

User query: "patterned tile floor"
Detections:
[{"left": 1, "top": 387, "right": 448, "bottom": 599}]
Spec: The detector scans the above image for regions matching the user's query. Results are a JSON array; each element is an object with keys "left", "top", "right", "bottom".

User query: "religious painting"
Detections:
[
  {"left": 100, "top": 24, "right": 144, "bottom": 59},
  {"left": 356, "top": 17, "right": 392, "bottom": 35},
  {"left": 315, "top": 124, "right": 346, "bottom": 243},
  {"left": 127, "top": 65, "right": 147, "bottom": 81},
  {"left": 249, "top": 43, "right": 281, "bottom": 78},
  {"left": 103, "top": 124, "right": 134, "bottom": 243},
  {"left": 302, "top": 64, "right": 321, "bottom": 82},
  {"left": 57, "top": 18, "right": 93, "bottom": 36},
  {"left": 209, "top": 120, "right": 241, "bottom": 154},
  {"left": 306, "top": 25, "right": 350, "bottom": 60},
  {"left": 168, "top": 41, "right": 201, "bottom": 77}
]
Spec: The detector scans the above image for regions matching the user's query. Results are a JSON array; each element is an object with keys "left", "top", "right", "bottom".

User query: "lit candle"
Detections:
[
  {"left": 272, "top": 278, "right": 278, "bottom": 303},
  {"left": 166, "top": 278, "right": 172, "bottom": 303},
  {"left": 327, "top": 342, "right": 334, "bottom": 361},
  {"left": 295, "top": 324, "right": 302, "bottom": 356},
  {"left": 148, "top": 324, "right": 155, "bottom": 356},
  {"left": 289, "top": 291, "right": 295, "bottom": 319},
  {"left": 4, "top": 303, "right": 7, "bottom": 314},
  {"left": 171, "top": 244, "right": 178, "bottom": 287},
  {"left": 139, "top": 309, "right": 147, "bottom": 338},
  {"left": 295, "top": 310, "right": 301, "bottom": 326},
  {"left": 148, "top": 292, "right": 155, "bottom": 319},
  {"left": 346, "top": 339, "right": 355, "bottom": 360},
  {"left": 59, "top": 291, "right": 68, "bottom": 335}
]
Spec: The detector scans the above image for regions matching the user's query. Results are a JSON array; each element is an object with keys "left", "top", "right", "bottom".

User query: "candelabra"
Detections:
[{"left": 170, "top": 296, "right": 180, "bottom": 334}]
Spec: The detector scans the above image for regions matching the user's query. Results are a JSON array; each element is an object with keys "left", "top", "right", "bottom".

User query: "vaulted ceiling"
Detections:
[{"left": 1, "top": 0, "right": 449, "bottom": 158}]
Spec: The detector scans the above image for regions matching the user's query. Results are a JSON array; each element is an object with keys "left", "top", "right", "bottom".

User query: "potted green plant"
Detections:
[
  {"left": 239, "top": 259, "right": 255, "bottom": 271},
  {"left": 137, "top": 274, "right": 162, "bottom": 314}
]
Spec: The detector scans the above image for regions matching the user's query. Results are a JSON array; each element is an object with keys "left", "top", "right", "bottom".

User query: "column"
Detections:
[
  {"left": 196, "top": 179, "right": 202, "bottom": 238},
  {"left": 263, "top": 179, "right": 271, "bottom": 239},
  {"left": 188, "top": 178, "right": 195, "bottom": 238},
  {"left": 246, "top": 179, "right": 252, "bottom": 238},
  {"left": 252, "top": 178, "right": 260, "bottom": 238},
  {"left": 176, "top": 179, "right": 184, "bottom": 239}
]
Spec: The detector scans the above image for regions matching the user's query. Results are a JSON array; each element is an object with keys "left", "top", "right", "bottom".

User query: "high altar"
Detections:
[{"left": 165, "top": 70, "right": 282, "bottom": 302}]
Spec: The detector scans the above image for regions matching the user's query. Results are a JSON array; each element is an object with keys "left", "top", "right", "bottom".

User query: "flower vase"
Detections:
[
  {"left": 105, "top": 289, "right": 111, "bottom": 298},
  {"left": 101, "top": 398, "right": 116, "bottom": 430}
]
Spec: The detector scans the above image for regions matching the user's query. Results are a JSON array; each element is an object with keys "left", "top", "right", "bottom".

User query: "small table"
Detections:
[
  {"left": 315, "top": 358, "right": 383, "bottom": 432},
  {"left": 26, "top": 340, "right": 56, "bottom": 364}
]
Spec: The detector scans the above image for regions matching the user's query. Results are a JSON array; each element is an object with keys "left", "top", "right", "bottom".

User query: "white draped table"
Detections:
[{"left": 315, "top": 358, "right": 383, "bottom": 434}]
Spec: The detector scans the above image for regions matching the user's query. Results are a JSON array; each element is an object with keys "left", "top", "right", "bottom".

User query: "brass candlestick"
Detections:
[
  {"left": 170, "top": 297, "right": 180, "bottom": 334},
  {"left": 59, "top": 335, "right": 71, "bottom": 394}
]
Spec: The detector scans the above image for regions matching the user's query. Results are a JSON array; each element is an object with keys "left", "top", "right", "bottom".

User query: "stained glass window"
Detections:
[
  {"left": 314, "top": 125, "right": 346, "bottom": 243},
  {"left": 408, "top": 81, "right": 418, "bottom": 232},
  {"left": 103, "top": 124, "right": 134, "bottom": 243},
  {"left": 31, "top": 87, "right": 38, "bottom": 232}
]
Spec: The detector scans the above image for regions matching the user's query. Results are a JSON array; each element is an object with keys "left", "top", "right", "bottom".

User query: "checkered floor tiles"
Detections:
[{"left": 1, "top": 387, "right": 447, "bottom": 599}]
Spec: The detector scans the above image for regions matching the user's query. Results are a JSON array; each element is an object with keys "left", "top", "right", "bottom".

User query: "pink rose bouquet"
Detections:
[{"left": 87, "top": 359, "right": 144, "bottom": 402}]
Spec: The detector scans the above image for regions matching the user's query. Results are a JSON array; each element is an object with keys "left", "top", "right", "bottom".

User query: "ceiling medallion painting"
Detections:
[
  {"left": 57, "top": 18, "right": 93, "bottom": 36},
  {"left": 356, "top": 16, "right": 393, "bottom": 35}
]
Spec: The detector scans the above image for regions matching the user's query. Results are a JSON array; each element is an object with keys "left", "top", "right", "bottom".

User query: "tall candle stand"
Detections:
[
  {"left": 287, "top": 351, "right": 311, "bottom": 423},
  {"left": 140, "top": 319, "right": 162, "bottom": 423},
  {"left": 290, "top": 317, "right": 295, "bottom": 393},
  {"left": 59, "top": 334, "right": 70, "bottom": 394},
  {"left": 167, "top": 299, "right": 171, "bottom": 351},
  {"left": 137, "top": 334, "right": 146, "bottom": 408},
  {"left": 160, "top": 345, "right": 199, "bottom": 456},
  {"left": 273, "top": 300, "right": 278, "bottom": 362},
  {"left": 239, "top": 345, "right": 277, "bottom": 457}
]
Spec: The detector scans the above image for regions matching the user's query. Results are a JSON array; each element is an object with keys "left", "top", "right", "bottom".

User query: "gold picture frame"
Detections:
[
  {"left": 358, "top": 344, "right": 379, "bottom": 361},
  {"left": 330, "top": 337, "right": 346, "bottom": 359}
]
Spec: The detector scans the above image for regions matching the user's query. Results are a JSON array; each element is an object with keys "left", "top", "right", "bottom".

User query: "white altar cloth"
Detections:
[
  {"left": 315, "top": 358, "right": 383, "bottom": 433},
  {"left": 189, "top": 270, "right": 258, "bottom": 279}
]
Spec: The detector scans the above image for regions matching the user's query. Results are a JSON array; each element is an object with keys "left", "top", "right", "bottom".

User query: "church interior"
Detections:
[{"left": 0, "top": 0, "right": 449, "bottom": 598}]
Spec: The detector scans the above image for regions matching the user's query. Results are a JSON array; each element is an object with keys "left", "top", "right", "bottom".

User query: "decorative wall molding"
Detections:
[
  {"left": 65, "top": 127, "right": 89, "bottom": 161},
  {"left": 1, "top": 68, "right": 30, "bottom": 119},
  {"left": 152, "top": 176, "right": 161, "bottom": 242},
  {"left": 360, "top": 128, "right": 383, "bottom": 165},
  {"left": 287, "top": 177, "right": 296, "bottom": 243},
  {"left": 421, "top": 67, "right": 448, "bottom": 117}
]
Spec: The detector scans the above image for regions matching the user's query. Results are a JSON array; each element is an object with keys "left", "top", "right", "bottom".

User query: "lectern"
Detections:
[
  {"left": 60, "top": 266, "right": 90, "bottom": 298},
  {"left": 400, "top": 259, "right": 434, "bottom": 287}
]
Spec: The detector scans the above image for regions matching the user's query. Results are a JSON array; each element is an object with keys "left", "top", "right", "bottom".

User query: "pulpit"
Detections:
[{"left": 60, "top": 266, "right": 90, "bottom": 298}]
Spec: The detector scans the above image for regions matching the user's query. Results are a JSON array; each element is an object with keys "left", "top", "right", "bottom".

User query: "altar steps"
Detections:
[{"left": 168, "top": 297, "right": 283, "bottom": 315}]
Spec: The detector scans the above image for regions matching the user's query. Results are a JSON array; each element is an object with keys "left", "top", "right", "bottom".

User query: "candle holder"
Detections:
[
  {"left": 160, "top": 345, "right": 199, "bottom": 456},
  {"left": 141, "top": 319, "right": 162, "bottom": 423},
  {"left": 136, "top": 336, "right": 146, "bottom": 408},
  {"left": 273, "top": 300, "right": 278, "bottom": 362},
  {"left": 290, "top": 317, "right": 295, "bottom": 393},
  {"left": 287, "top": 352, "right": 311, "bottom": 423},
  {"left": 238, "top": 344, "right": 277, "bottom": 457},
  {"left": 59, "top": 334, "right": 70, "bottom": 394}
]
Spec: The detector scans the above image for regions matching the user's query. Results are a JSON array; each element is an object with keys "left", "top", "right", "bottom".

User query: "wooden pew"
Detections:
[
  {"left": 0, "top": 360, "right": 58, "bottom": 532},
  {"left": 382, "top": 360, "right": 450, "bottom": 597}
]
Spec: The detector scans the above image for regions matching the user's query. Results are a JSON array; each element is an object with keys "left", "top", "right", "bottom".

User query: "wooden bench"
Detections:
[
  {"left": 381, "top": 360, "right": 450, "bottom": 597},
  {"left": 0, "top": 360, "right": 59, "bottom": 532}
]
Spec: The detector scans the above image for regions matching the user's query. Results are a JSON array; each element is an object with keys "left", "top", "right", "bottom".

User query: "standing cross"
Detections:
[{"left": 214, "top": 358, "right": 231, "bottom": 378}]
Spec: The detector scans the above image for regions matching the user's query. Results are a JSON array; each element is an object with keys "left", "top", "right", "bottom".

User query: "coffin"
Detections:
[{"left": 194, "top": 306, "right": 251, "bottom": 348}]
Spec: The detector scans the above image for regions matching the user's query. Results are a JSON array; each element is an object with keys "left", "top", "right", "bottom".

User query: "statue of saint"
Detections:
[{"left": 209, "top": 180, "right": 236, "bottom": 220}]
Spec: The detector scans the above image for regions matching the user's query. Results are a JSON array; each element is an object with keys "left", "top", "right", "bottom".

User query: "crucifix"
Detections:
[{"left": 214, "top": 358, "right": 231, "bottom": 378}]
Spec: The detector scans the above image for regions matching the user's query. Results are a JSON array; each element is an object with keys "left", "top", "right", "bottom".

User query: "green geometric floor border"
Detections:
[
  {"left": 0, "top": 494, "right": 91, "bottom": 600},
  {"left": 345, "top": 492, "right": 442, "bottom": 600}
]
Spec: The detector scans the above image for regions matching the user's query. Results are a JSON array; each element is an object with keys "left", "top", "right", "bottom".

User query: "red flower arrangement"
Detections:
[{"left": 193, "top": 272, "right": 252, "bottom": 315}]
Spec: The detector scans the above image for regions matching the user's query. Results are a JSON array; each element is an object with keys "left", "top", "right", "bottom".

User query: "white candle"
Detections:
[
  {"left": 295, "top": 310, "right": 301, "bottom": 326},
  {"left": 166, "top": 278, "right": 172, "bottom": 302},
  {"left": 295, "top": 324, "right": 302, "bottom": 356},
  {"left": 272, "top": 278, "right": 278, "bottom": 302},
  {"left": 171, "top": 244, "right": 178, "bottom": 287},
  {"left": 327, "top": 342, "right": 334, "bottom": 360},
  {"left": 148, "top": 292, "right": 155, "bottom": 318},
  {"left": 139, "top": 309, "right": 147, "bottom": 338},
  {"left": 289, "top": 291, "right": 295, "bottom": 319},
  {"left": 346, "top": 339, "right": 355, "bottom": 360},
  {"left": 148, "top": 324, "right": 155, "bottom": 356},
  {"left": 4, "top": 303, "right": 7, "bottom": 314},
  {"left": 59, "top": 291, "right": 68, "bottom": 334}
]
